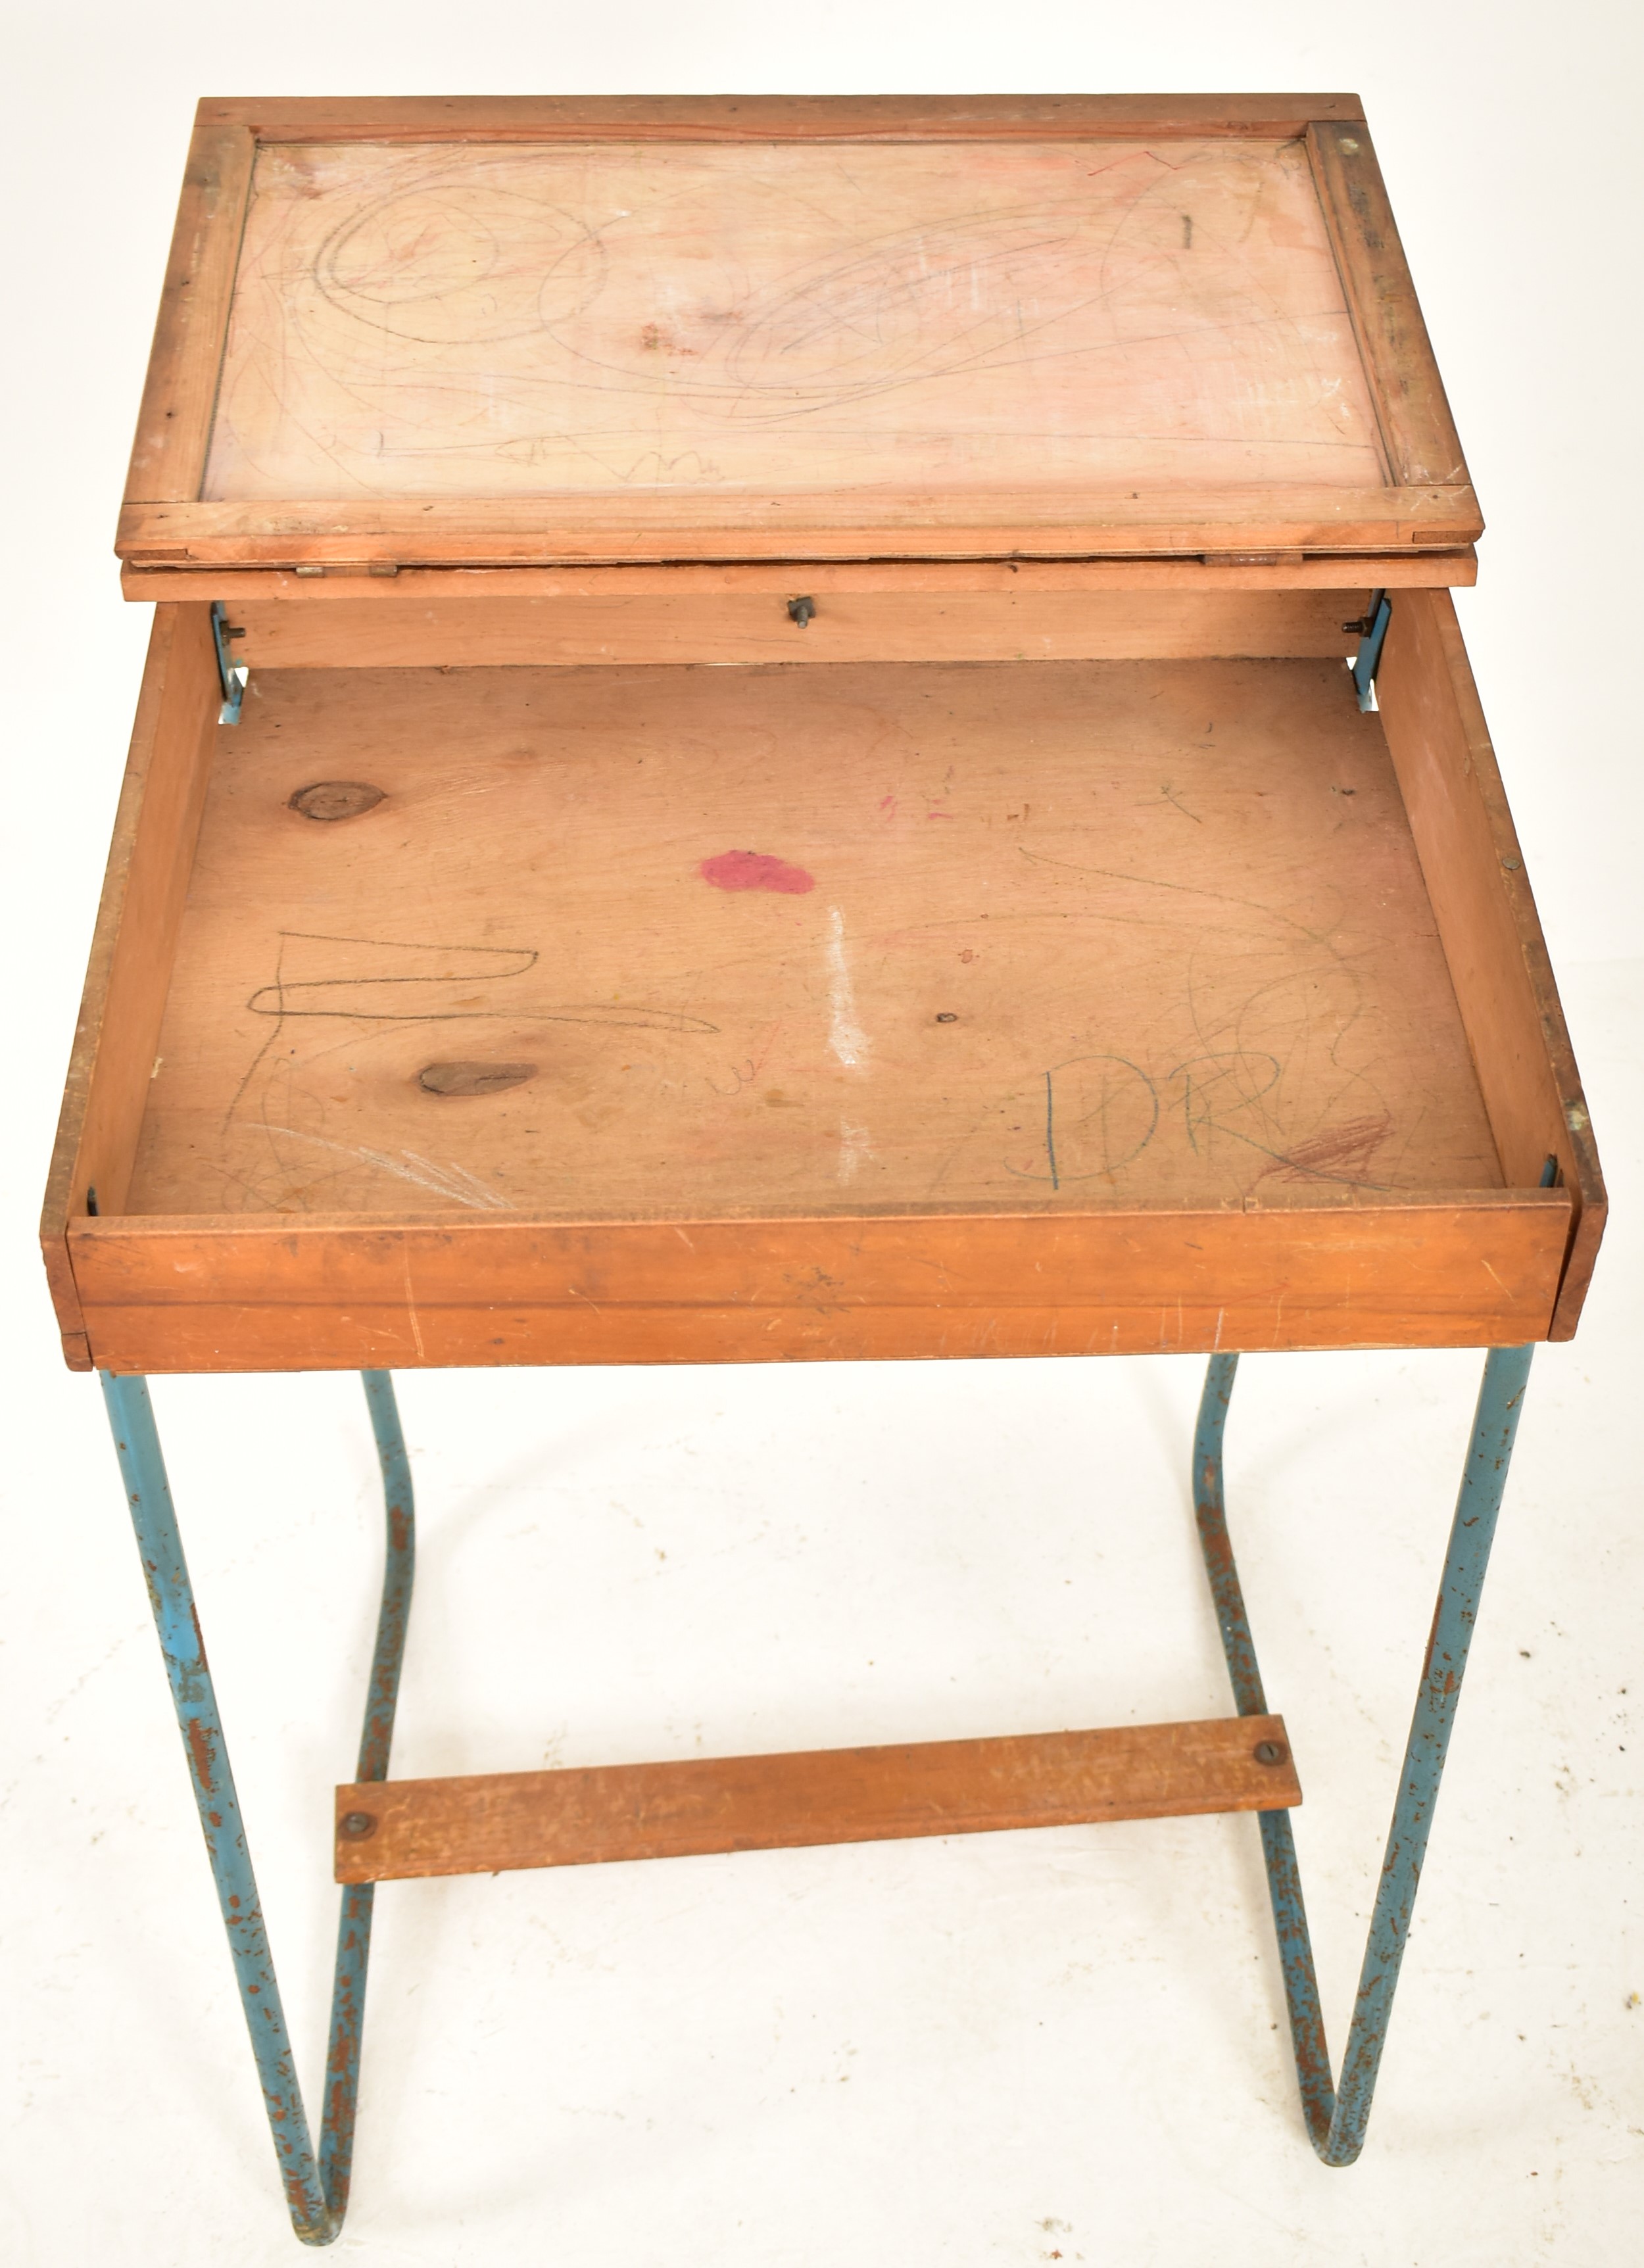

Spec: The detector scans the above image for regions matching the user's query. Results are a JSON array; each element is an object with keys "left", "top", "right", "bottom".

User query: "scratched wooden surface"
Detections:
[
  {"left": 125, "top": 658, "right": 1501, "bottom": 1221},
  {"left": 332, "top": 1717, "right": 1302, "bottom": 1883},
  {"left": 200, "top": 137, "right": 1386, "bottom": 506}
]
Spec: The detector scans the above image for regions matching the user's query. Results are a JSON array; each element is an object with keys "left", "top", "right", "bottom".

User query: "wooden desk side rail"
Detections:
[
  {"left": 1305, "top": 124, "right": 1468, "bottom": 493},
  {"left": 1375, "top": 591, "right": 1605, "bottom": 1337},
  {"left": 334, "top": 1716, "right": 1302, "bottom": 1883},
  {"left": 124, "top": 125, "right": 256, "bottom": 512},
  {"left": 39, "top": 607, "right": 219, "bottom": 1366}
]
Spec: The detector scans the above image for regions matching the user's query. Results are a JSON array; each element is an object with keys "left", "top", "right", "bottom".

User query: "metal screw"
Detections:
[
  {"left": 935, "top": 1011, "right": 958, "bottom": 1023},
  {"left": 787, "top": 596, "right": 815, "bottom": 627},
  {"left": 1253, "top": 1740, "right": 1286, "bottom": 1766},
  {"left": 1501, "top": 856, "right": 1522, "bottom": 871},
  {"left": 1340, "top": 137, "right": 1361, "bottom": 154},
  {"left": 339, "top": 1811, "right": 377, "bottom": 1839}
]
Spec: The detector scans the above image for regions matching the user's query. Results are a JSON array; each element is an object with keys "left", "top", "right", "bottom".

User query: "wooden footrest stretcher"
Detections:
[{"left": 333, "top": 1716, "right": 1300, "bottom": 1883}]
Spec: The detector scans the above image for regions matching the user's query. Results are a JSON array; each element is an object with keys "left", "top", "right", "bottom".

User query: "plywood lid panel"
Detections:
[{"left": 120, "top": 99, "right": 1476, "bottom": 569}]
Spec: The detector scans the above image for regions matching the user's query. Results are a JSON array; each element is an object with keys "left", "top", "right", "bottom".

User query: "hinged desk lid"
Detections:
[{"left": 120, "top": 96, "right": 1478, "bottom": 574}]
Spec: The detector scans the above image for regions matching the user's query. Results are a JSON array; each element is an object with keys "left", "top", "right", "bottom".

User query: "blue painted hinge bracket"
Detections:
[
  {"left": 211, "top": 602, "right": 247, "bottom": 725},
  {"left": 1348, "top": 590, "right": 1391, "bottom": 712}
]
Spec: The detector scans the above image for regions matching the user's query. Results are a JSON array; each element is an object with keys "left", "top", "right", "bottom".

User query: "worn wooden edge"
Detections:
[
  {"left": 66, "top": 1184, "right": 1573, "bottom": 1245},
  {"left": 40, "top": 606, "right": 218, "bottom": 1364},
  {"left": 123, "top": 124, "right": 255, "bottom": 510},
  {"left": 116, "top": 487, "right": 1485, "bottom": 569},
  {"left": 1378, "top": 592, "right": 1604, "bottom": 1339},
  {"left": 66, "top": 1300, "right": 1574, "bottom": 1374},
  {"left": 334, "top": 1716, "right": 1302, "bottom": 1882},
  {"left": 119, "top": 552, "right": 1480, "bottom": 602},
  {"left": 197, "top": 93, "right": 1366, "bottom": 140},
  {"left": 1307, "top": 122, "right": 1471, "bottom": 494},
  {"left": 66, "top": 1192, "right": 1570, "bottom": 1373}
]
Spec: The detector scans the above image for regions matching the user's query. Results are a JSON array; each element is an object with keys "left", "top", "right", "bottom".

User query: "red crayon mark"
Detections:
[
  {"left": 700, "top": 850, "right": 815, "bottom": 896},
  {"left": 1259, "top": 1113, "right": 1394, "bottom": 1186}
]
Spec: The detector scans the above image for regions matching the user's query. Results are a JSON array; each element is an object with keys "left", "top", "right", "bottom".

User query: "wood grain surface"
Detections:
[
  {"left": 118, "top": 552, "right": 1480, "bottom": 601},
  {"left": 200, "top": 138, "right": 1386, "bottom": 508},
  {"left": 124, "top": 126, "right": 255, "bottom": 506},
  {"left": 1376, "top": 592, "right": 1605, "bottom": 1336},
  {"left": 1306, "top": 123, "right": 1468, "bottom": 491},
  {"left": 124, "top": 656, "right": 1503, "bottom": 1224},
  {"left": 39, "top": 608, "right": 220, "bottom": 1366},
  {"left": 49, "top": 608, "right": 1592, "bottom": 1370},
  {"left": 117, "top": 484, "right": 1485, "bottom": 567},
  {"left": 68, "top": 1192, "right": 1570, "bottom": 1373},
  {"left": 226, "top": 587, "right": 1369, "bottom": 670},
  {"left": 332, "top": 1716, "right": 1303, "bottom": 1883}
]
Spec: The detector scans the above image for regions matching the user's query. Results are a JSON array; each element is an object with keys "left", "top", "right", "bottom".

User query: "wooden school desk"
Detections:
[{"left": 41, "top": 95, "right": 1605, "bottom": 2242}]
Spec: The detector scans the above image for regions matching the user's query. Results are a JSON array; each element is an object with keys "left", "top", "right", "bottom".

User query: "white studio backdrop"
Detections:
[{"left": 1, "top": 7, "right": 1640, "bottom": 2263}]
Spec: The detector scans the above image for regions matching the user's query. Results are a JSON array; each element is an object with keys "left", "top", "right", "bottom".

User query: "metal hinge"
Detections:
[
  {"left": 1345, "top": 590, "right": 1390, "bottom": 712},
  {"left": 211, "top": 601, "right": 248, "bottom": 724}
]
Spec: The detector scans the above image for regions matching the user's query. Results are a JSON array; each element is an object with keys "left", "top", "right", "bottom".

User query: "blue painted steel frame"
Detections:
[
  {"left": 210, "top": 601, "right": 247, "bottom": 724},
  {"left": 100, "top": 1370, "right": 414, "bottom": 2246},
  {"left": 99, "top": 1344, "right": 1532, "bottom": 2232},
  {"left": 1192, "top": 1345, "right": 1534, "bottom": 2164},
  {"left": 1351, "top": 589, "right": 1392, "bottom": 711}
]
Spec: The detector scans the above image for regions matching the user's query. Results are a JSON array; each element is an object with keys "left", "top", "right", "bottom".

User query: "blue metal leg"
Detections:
[
  {"left": 101, "top": 1370, "right": 415, "bottom": 2244},
  {"left": 1193, "top": 1344, "right": 1534, "bottom": 2164}
]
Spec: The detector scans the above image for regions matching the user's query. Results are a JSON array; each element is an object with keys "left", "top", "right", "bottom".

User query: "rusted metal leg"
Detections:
[
  {"left": 1192, "top": 1343, "right": 1534, "bottom": 2164},
  {"left": 101, "top": 1370, "right": 415, "bottom": 2244}
]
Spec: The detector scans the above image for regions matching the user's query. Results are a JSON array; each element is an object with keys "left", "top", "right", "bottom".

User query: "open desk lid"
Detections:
[{"left": 119, "top": 95, "right": 1479, "bottom": 575}]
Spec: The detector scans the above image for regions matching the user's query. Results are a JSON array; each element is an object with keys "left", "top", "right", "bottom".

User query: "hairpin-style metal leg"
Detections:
[
  {"left": 101, "top": 1370, "right": 415, "bottom": 2244},
  {"left": 1192, "top": 1343, "right": 1534, "bottom": 2164},
  {"left": 99, "top": 1339, "right": 1532, "bottom": 2220}
]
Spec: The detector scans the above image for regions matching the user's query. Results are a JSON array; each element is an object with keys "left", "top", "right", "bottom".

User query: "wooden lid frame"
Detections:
[{"left": 118, "top": 95, "right": 1480, "bottom": 577}]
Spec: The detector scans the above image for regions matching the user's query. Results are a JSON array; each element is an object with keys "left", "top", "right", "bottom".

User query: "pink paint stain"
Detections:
[{"left": 700, "top": 850, "right": 815, "bottom": 896}]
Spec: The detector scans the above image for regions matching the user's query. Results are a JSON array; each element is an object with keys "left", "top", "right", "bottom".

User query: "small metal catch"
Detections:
[{"left": 787, "top": 596, "right": 816, "bottom": 628}]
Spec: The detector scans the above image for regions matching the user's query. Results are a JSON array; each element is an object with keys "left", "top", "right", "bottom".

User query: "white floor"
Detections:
[{"left": 5, "top": 6, "right": 1643, "bottom": 2262}]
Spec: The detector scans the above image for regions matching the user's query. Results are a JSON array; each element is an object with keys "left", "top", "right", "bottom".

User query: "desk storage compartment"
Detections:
[{"left": 43, "top": 587, "right": 1601, "bottom": 1372}]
